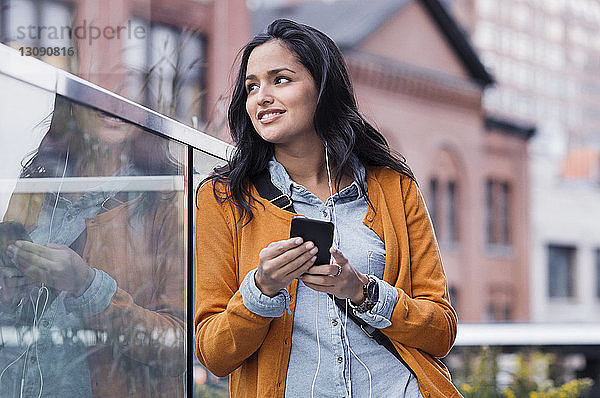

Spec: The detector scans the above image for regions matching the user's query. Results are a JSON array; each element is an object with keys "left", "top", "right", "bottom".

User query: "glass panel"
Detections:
[
  {"left": 191, "top": 148, "right": 228, "bottom": 397},
  {"left": 0, "top": 76, "right": 186, "bottom": 396}
]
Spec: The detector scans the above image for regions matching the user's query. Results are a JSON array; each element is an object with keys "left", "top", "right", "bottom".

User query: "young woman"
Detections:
[{"left": 195, "top": 19, "right": 460, "bottom": 397}]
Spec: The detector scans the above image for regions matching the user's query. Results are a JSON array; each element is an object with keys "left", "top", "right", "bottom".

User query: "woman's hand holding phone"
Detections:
[
  {"left": 254, "top": 237, "right": 318, "bottom": 297},
  {"left": 301, "top": 247, "right": 368, "bottom": 304},
  {"left": 6, "top": 241, "right": 95, "bottom": 297}
]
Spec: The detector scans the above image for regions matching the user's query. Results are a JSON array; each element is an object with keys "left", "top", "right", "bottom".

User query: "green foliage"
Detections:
[
  {"left": 453, "top": 347, "right": 593, "bottom": 398},
  {"left": 194, "top": 383, "right": 229, "bottom": 398}
]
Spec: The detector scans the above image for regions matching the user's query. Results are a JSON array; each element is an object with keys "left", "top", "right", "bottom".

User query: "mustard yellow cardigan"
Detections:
[{"left": 195, "top": 167, "right": 461, "bottom": 397}]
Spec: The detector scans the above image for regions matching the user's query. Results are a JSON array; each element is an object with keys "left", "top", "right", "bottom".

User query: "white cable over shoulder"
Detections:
[
  {"left": 47, "top": 145, "right": 69, "bottom": 245},
  {"left": 324, "top": 142, "right": 340, "bottom": 249},
  {"left": 32, "top": 285, "right": 49, "bottom": 398},
  {"left": 310, "top": 293, "right": 322, "bottom": 398}
]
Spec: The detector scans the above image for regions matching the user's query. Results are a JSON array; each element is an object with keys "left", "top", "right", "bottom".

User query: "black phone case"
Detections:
[
  {"left": 290, "top": 217, "right": 334, "bottom": 265},
  {"left": 0, "top": 221, "right": 32, "bottom": 268}
]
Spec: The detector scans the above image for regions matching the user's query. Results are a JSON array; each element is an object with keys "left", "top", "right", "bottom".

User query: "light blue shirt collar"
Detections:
[{"left": 267, "top": 156, "right": 366, "bottom": 202}]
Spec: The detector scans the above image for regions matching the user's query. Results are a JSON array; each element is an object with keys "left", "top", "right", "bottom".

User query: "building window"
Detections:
[
  {"left": 486, "top": 283, "right": 513, "bottom": 321},
  {"left": 596, "top": 249, "right": 600, "bottom": 299},
  {"left": 485, "top": 179, "right": 511, "bottom": 247},
  {"left": 429, "top": 178, "right": 438, "bottom": 231},
  {"left": 0, "top": 0, "right": 73, "bottom": 68},
  {"left": 428, "top": 177, "right": 459, "bottom": 244},
  {"left": 476, "top": 0, "right": 497, "bottom": 17},
  {"left": 485, "top": 303, "right": 511, "bottom": 322},
  {"left": 448, "top": 285, "right": 458, "bottom": 310},
  {"left": 0, "top": 0, "right": 5, "bottom": 42},
  {"left": 547, "top": 244, "right": 576, "bottom": 298},
  {"left": 447, "top": 181, "right": 457, "bottom": 243},
  {"left": 429, "top": 149, "right": 461, "bottom": 246},
  {"left": 124, "top": 19, "right": 205, "bottom": 125}
]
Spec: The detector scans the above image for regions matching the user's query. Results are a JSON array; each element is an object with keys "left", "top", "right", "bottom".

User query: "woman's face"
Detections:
[{"left": 245, "top": 40, "right": 319, "bottom": 147}]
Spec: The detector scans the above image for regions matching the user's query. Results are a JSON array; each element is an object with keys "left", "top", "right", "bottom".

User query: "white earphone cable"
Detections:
[
  {"left": 47, "top": 145, "right": 70, "bottom": 245},
  {"left": 326, "top": 141, "right": 372, "bottom": 398},
  {"left": 5, "top": 145, "right": 69, "bottom": 397},
  {"left": 310, "top": 293, "right": 322, "bottom": 398}
]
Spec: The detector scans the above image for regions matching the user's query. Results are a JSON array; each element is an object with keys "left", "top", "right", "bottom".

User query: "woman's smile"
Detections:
[{"left": 257, "top": 108, "right": 286, "bottom": 124}]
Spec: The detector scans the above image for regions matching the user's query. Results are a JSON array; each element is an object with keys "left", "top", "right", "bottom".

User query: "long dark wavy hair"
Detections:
[
  {"left": 19, "top": 95, "right": 181, "bottom": 215},
  {"left": 203, "top": 19, "right": 414, "bottom": 224},
  {"left": 21, "top": 95, "right": 180, "bottom": 179}
]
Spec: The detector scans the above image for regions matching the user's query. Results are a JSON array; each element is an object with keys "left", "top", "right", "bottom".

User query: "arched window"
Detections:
[{"left": 427, "top": 148, "right": 461, "bottom": 246}]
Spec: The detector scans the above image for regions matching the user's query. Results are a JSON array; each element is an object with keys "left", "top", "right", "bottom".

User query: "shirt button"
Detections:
[
  {"left": 41, "top": 320, "right": 49, "bottom": 327},
  {"left": 30, "top": 356, "right": 37, "bottom": 363},
  {"left": 322, "top": 210, "right": 328, "bottom": 218},
  {"left": 337, "top": 356, "right": 343, "bottom": 363},
  {"left": 332, "top": 320, "right": 338, "bottom": 326}
]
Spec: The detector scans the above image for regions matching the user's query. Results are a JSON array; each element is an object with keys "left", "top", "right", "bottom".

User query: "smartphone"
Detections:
[
  {"left": 0, "top": 221, "right": 32, "bottom": 267},
  {"left": 290, "top": 216, "right": 334, "bottom": 265}
]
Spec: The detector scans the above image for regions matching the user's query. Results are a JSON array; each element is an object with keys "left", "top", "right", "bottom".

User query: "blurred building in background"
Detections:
[{"left": 452, "top": 0, "right": 600, "bottom": 323}]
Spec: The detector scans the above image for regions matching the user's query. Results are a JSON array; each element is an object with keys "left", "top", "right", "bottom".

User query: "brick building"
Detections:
[{"left": 452, "top": 0, "right": 600, "bottom": 323}]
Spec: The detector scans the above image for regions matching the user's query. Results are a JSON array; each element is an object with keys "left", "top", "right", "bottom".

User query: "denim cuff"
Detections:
[
  {"left": 64, "top": 269, "right": 117, "bottom": 317},
  {"left": 353, "top": 276, "right": 398, "bottom": 328},
  {"left": 240, "top": 268, "right": 291, "bottom": 318}
]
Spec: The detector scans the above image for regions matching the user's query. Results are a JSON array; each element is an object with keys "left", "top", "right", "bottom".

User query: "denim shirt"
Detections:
[
  {"left": 0, "top": 174, "right": 123, "bottom": 397},
  {"left": 239, "top": 159, "right": 422, "bottom": 398}
]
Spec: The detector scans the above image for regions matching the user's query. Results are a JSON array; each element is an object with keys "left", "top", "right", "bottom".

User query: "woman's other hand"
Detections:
[
  {"left": 255, "top": 237, "right": 318, "bottom": 297},
  {"left": 6, "top": 241, "right": 94, "bottom": 297},
  {"left": 301, "top": 247, "right": 368, "bottom": 304}
]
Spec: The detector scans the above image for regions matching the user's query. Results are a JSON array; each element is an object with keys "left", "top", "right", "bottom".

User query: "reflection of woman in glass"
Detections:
[
  {"left": 195, "top": 19, "right": 459, "bottom": 397},
  {"left": 0, "top": 96, "right": 185, "bottom": 397}
]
